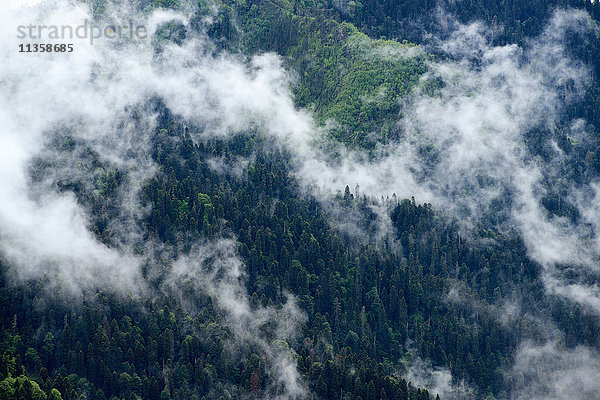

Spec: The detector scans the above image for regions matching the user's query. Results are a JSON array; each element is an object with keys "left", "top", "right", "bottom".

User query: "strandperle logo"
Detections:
[{"left": 17, "top": 19, "right": 148, "bottom": 44}]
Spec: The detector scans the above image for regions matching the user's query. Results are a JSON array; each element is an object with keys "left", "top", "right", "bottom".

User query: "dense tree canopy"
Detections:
[{"left": 3, "top": 0, "right": 600, "bottom": 399}]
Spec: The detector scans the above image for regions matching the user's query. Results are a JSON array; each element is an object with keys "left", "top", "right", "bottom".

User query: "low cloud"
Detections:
[
  {"left": 3, "top": 0, "right": 600, "bottom": 397},
  {"left": 511, "top": 341, "right": 600, "bottom": 400},
  {"left": 2, "top": 2, "right": 310, "bottom": 395},
  {"left": 403, "top": 344, "right": 476, "bottom": 399},
  {"left": 169, "top": 240, "right": 307, "bottom": 399}
]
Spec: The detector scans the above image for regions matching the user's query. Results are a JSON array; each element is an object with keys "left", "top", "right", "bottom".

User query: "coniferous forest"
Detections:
[{"left": 2, "top": 0, "right": 600, "bottom": 400}]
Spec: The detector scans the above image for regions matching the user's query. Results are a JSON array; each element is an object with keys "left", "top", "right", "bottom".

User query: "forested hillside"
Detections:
[{"left": 2, "top": 0, "right": 600, "bottom": 399}]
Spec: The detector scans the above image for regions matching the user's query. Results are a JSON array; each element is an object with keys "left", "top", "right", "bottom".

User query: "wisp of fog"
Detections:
[{"left": 2, "top": 0, "right": 600, "bottom": 399}]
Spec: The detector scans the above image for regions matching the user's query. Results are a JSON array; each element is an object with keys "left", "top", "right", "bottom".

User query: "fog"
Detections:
[
  {"left": 2, "top": 0, "right": 600, "bottom": 398},
  {"left": 169, "top": 240, "right": 307, "bottom": 399}
]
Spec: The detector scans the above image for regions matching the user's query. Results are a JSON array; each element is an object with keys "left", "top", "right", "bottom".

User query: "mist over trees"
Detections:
[{"left": 1, "top": 0, "right": 600, "bottom": 400}]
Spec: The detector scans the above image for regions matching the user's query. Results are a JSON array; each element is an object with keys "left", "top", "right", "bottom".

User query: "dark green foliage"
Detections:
[
  {"left": 0, "top": 125, "right": 441, "bottom": 400},
  {"left": 4, "top": 0, "right": 600, "bottom": 399},
  {"left": 10, "top": 116, "right": 597, "bottom": 399}
]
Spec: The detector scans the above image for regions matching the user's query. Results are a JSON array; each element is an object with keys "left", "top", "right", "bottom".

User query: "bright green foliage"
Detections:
[
  {"left": 0, "top": 370, "right": 56, "bottom": 400},
  {"left": 226, "top": 0, "right": 428, "bottom": 147}
]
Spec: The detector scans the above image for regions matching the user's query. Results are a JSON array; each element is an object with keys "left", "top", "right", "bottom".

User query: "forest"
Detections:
[{"left": 2, "top": 0, "right": 600, "bottom": 399}]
